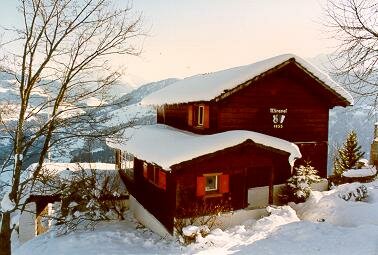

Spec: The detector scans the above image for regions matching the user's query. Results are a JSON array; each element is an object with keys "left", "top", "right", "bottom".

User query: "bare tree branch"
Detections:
[
  {"left": 324, "top": 0, "right": 378, "bottom": 112},
  {"left": 0, "top": 1, "right": 145, "bottom": 254}
]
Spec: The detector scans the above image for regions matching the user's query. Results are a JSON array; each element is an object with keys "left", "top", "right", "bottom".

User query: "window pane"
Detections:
[
  {"left": 205, "top": 175, "right": 218, "bottom": 191},
  {"left": 198, "top": 106, "right": 204, "bottom": 126}
]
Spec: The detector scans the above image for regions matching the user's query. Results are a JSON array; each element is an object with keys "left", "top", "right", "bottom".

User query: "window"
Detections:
[
  {"left": 196, "top": 173, "right": 229, "bottom": 197},
  {"left": 197, "top": 105, "right": 204, "bottom": 126},
  {"left": 188, "top": 104, "right": 209, "bottom": 128},
  {"left": 205, "top": 175, "right": 218, "bottom": 191}
]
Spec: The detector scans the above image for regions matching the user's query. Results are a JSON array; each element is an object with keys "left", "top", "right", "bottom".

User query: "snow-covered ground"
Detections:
[
  {"left": 14, "top": 180, "right": 378, "bottom": 255},
  {"left": 342, "top": 166, "right": 377, "bottom": 178}
]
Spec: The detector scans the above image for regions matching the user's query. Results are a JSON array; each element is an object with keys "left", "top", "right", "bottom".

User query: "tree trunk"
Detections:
[{"left": 0, "top": 212, "right": 11, "bottom": 255}]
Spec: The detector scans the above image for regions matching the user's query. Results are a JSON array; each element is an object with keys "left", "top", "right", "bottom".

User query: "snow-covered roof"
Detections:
[
  {"left": 107, "top": 124, "right": 301, "bottom": 171},
  {"left": 28, "top": 162, "right": 116, "bottom": 176},
  {"left": 26, "top": 163, "right": 127, "bottom": 196},
  {"left": 342, "top": 166, "right": 377, "bottom": 178},
  {"left": 141, "top": 54, "right": 354, "bottom": 106}
]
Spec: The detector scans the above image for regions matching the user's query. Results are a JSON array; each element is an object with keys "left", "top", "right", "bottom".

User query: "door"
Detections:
[
  {"left": 246, "top": 166, "right": 271, "bottom": 188},
  {"left": 246, "top": 166, "right": 273, "bottom": 207},
  {"left": 230, "top": 172, "right": 247, "bottom": 210}
]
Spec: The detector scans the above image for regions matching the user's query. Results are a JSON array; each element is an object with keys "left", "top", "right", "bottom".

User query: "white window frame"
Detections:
[
  {"left": 205, "top": 174, "right": 218, "bottom": 192},
  {"left": 197, "top": 105, "right": 204, "bottom": 126}
]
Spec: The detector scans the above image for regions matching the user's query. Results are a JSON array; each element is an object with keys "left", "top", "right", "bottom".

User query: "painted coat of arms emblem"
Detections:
[
  {"left": 270, "top": 108, "right": 287, "bottom": 129},
  {"left": 273, "top": 114, "right": 285, "bottom": 124}
]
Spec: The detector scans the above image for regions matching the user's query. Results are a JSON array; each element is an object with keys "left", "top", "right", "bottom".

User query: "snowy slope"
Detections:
[
  {"left": 114, "top": 78, "right": 179, "bottom": 106},
  {"left": 13, "top": 180, "right": 378, "bottom": 255},
  {"left": 0, "top": 75, "right": 178, "bottom": 168},
  {"left": 106, "top": 104, "right": 156, "bottom": 127},
  {"left": 103, "top": 78, "right": 179, "bottom": 126},
  {"left": 292, "top": 182, "right": 378, "bottom": 227}
]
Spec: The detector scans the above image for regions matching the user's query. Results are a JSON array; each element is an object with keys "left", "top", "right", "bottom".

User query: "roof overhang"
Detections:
[{"left": 107, "top": 124, "right": 302, "bottom": 171}]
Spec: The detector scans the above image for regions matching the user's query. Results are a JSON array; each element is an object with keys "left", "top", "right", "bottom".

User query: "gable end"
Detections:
[{"left": 214, "top": 58, "right": 351, "bottom": 107}]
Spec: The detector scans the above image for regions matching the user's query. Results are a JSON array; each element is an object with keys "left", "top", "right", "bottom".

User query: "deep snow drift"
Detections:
[{"left": 14, "top": 180, "right": 378, "bottom": 255}]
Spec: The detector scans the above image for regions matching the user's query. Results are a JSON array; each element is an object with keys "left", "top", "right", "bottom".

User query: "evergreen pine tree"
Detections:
[
  {"left": 333, "top": 130, "right": 365, "bottom": 177},
  {"left": 287, "top": 163, "right": 321, "bottom": 203}
]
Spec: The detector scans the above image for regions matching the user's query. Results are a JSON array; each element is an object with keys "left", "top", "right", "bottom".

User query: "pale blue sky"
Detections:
[{"left": 0, "top": 0, "right": 333, "bottom": 84}]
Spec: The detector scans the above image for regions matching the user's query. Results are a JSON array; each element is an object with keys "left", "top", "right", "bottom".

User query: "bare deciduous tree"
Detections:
[
  {"left": 0, "top": 0, "right": 144, "bottom": 254},
  {"left": 325, "top": 0, "right": 378, "bottom": 108},
  {"left": 31, "top": 163, "right": 128, "bottom": 236}
]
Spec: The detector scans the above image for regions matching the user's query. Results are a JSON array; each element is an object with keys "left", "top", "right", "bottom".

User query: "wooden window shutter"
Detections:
[
  {"left": 196, "top": 176, "right": 206, "bottom": 197},
  {"left": 219, "top": 174, "right": 229, "bottom": 194},
  {"left": 148, "top": 165, "right": 154, "bottom": 181},
  {"left": 158, "top": 170, "right": 167, "bottom": 190},
  {"left": 203, "top": 105, "right": 210, "bottom": 128},
  {"left": 143, "top": 163, "right": 148, "bottom": 178},
  {"left": 188, "top": 105, "right": 193, "bottom": 126}
]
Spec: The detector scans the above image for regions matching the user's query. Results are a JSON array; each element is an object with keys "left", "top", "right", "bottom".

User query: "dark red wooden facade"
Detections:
[
  {"left": 118, "top": 140, "right": 292, "bottom": 234},
  {"left": 156, "top": 62, "right": 350, "bottom": 177}
]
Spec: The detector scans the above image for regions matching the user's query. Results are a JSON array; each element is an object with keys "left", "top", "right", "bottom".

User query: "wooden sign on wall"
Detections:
[{"left": 270, "top": 108, "right": 287, "bottom": 129}]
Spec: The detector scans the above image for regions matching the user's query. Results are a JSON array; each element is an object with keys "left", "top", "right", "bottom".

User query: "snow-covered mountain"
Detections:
[
  {"left": 0, "top": 75, "right": 179, "bottom": 186},
  {"left": 107, "top": 81, "right": 135, "bottom": 98},
  {"left": 67, "top": 78, "right": 180, "bottom": 162},
  {"left": 113, "top": 78, "right": 180, "bottom": 106}
]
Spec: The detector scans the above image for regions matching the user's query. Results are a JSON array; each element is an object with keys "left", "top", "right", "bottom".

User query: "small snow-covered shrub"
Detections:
[
  {"left": 174, "top": 202, "right": 230, "bottom": 245},
  {"left": 180, "top": 225, "right": 210, "bottom": 244},
  {"left": 338, "top": 184, "right": 368, "bottom": 201},
  {"left": 286, "top": 164, "right": 321, "bottom": 203}
]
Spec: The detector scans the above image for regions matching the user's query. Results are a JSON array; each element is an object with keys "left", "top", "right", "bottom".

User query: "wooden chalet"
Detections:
[{"left": 109, "top": 54, "right": 353, "bottom": 236}]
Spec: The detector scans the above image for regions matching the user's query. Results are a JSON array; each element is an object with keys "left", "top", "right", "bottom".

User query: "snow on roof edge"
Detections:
[
  {"left": 141, "top": 54, "right": 354, "bottom": 106},
  {"left": 107, "top": 124, "right": 302, "bottom": 171},
  {"left": 291, "top": 56, "right": 354, "bottom": 106},
  {"left": 26, "top": 162, "right": 124, "bottom": 197}
]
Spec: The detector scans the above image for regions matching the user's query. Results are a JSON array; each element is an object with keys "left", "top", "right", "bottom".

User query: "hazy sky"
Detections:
[{"left": 0, "top": 0, "right": 334, "bottom": 85}]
